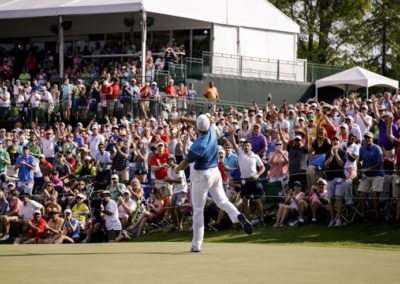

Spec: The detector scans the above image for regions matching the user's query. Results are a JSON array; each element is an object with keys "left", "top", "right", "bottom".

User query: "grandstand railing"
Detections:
[
  {"left": 197, "top": 52, "right": 307, "bottom": 82},
  {"left": 1, "top": 93, "right": 254, "bottom": 128}
]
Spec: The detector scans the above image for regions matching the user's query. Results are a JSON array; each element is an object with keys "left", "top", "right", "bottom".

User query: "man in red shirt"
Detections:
[
  {"left": 110, "top": 78, "right": 121, "bottom": 117},
  {"left": 101, "top": 81, "right": 113, "bottom": 117},
  {"left": 165, "top": 79, "right": 177, "bottom": 111},
  {"left": 150, "top": 142, "right": 172, "bottom": 197},
  {"left": 140, "top": 82, "right": 151, "bottom": 119},
  {"left": 14, "top": 210, "right": 47, "bottom": 244}
]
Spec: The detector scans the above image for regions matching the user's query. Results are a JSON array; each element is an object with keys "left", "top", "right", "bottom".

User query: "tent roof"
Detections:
[
  {"left": 0, "top": 0, "right": 299, "bottom": 34},
  {"left": 315, "top": 66, "right": 399, "bottom": 90}
]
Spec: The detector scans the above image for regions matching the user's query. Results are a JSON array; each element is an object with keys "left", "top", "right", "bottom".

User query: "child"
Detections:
[{"left": 166, "top": 155, "right": 187, "bottom": 231}]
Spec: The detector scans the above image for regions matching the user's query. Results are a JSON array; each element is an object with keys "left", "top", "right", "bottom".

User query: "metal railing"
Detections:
[
  {"left": 307, "top": 63, "right": 345, "bottom": 82},
  {"left": 0, "top": 94, "right": 254, "bottom": 128},
  {"left": 201, "top": 51, "right": 307, "bottom": 82}
]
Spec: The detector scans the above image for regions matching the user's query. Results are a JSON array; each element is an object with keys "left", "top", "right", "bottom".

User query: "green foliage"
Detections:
[{"left": 271, "top": 0, "right": 400, "bottom": 79}]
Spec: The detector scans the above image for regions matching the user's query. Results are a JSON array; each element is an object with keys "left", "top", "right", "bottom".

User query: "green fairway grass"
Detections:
[
  {"left": 135, "top": 223, "right": 400, "bottom": 250},
  {"left": 0, "top": 242, "right": 399, "bottom": 284}
]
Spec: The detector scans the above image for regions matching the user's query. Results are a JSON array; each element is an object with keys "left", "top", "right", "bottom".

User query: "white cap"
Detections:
[
  {"left": 196, "top": 114, "right": 210, "bottom": 132},
  {"left": 64, "top": 209, "right": 72, "bottom": 214},
  {"left": 345, "top": 115, "right": 354, "bottom": 122},
  {"left": 92, "top": 124, "right": 98, "bottom": 130}
]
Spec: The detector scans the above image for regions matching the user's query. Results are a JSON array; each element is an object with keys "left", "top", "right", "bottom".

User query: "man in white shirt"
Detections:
[
  {"left": 231, "top": 131, "right": 265, "bottom": 225},
  {"left": 39, "top": 86, "right": 54, "bottom": 123},
  {"left": 166, "top": 155, "right": 187, "bottom": 231},
  {"left": 355, "top": 104, "right": 372, "bottom": 137},
  {"left": 0, "top": 86, "right": 10, "bottom": 121},
  {"left": 37, "top": 127, "right": 58, "bottom": 164},
  {"left": 20, "top": 193, "right": 44, "bottom": 221},
  {"left": 88, "top": 124, "right": 105, "bottom": 158},
  {"left": 102, "top": 190, "right": 122, "bottom": 241}
]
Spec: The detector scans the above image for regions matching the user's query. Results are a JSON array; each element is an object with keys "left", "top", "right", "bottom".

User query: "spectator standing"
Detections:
[
  {"left": 187, "top": 82, "right": 197, "bottom": 112},
  {"left": 0, "top": 141, "right": 11, "bottom": 176},
  {"left": 15, "top": 146, "right": 37, "bottom": 195},
  {"left": 231, "top": 129, "right": 265, "bottom": 225},
  {"left": 0, "top": 86, "right": 11, "bottom": 122},
  {"left": 203, "top": 81, "right": 219, "bottom": 113},
  {"left": 358, "top": 132, "right": 384, "bottom": 221},
  {"left": 324, "top": 135, "right": 347, "bottom": 227},
  {"left": 112, "top": 138, "right": 129, "bottom": 183},
  {"left": 101, "top": 190, "right": 121, "bottom": 241},
  {"left": 166, "top": 155, "right": 187, "bottom": 231}
]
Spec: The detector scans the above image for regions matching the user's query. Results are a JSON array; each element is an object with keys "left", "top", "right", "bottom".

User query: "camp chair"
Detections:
[
  {"left": 341, "top": 178, "right": 363, "bottom": 224},
  {"left": 262, "top": 181, "right": 284, "bottom": 218}
]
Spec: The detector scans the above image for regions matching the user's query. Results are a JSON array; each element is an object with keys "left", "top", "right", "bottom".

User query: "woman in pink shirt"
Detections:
[{"left": 268, "top": 140, "right": 288, "bottom": 183}]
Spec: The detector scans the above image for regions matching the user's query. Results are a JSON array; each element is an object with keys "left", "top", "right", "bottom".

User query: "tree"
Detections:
[
  {"left": 352, "top": 0, "right": 400, "bottom": 76},
  {"left": 270, "top": 0, "right": 369, "bottom": 64}
]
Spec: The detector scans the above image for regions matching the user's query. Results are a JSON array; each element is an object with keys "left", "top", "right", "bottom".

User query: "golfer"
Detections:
[{"left": 174, "top": 114, "right": 253, "bottom": 253}]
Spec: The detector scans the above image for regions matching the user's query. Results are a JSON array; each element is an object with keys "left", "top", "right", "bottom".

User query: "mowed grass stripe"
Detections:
[{"left": 0, "top": 242, "right": 399, "bottom": 284}]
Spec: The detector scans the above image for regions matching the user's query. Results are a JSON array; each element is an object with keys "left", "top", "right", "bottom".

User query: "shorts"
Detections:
[
  {"left": 358, "top": 176, "right": 384, "bottom": 193},
  {"left": 392, "top": 174, "right": 400, "bottom": 198},
  {"left": 327, "top": 178, "right": 346, "bottom": 198},
  {"left": 240, "top": 180, "right": 263, "bottom": 200},
  {"left": 18, "top": 181, "right": 34, "bottom": 195},
  {"left": 135, "top": 169, "right": 148, "bottom": 175},
  {"left": 171, "top": 192, "right": 187, "bottom": 207}
]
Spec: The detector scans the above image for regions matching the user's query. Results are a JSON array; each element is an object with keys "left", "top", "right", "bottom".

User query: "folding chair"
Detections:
[
  {"left": 341, "top": 178, "right": 363, "bottom": 224},
  {"left": 262, "top": 181, "right": 284, "bottom": 219}
]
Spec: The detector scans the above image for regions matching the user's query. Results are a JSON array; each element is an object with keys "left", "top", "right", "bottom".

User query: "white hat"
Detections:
[
  {"left": 340, "top": 124, "right": 348, "bottom": 129},
  {"left": 77, "top": 193, "right": 84, "bottom": 199},
  {"left": 92, "top": 124, "right": 98, "bottom": 130},
  {"left": 294, "top": 136, "right": 302, "bottom": 141},
  {"left": 34, "top": 210, "right": 41, "bottom": 215},
  {"left": 111, "top": 174, "right": 119, "bottom": 180},
  {"left": 345, "top": 115, "right": 354, "bottom": 122},
  {"left": 317, "top": 178, "right": 327, "bottom": 185},
  {"left": 64, "top": 209, "right": 72, "bottom": 214},
  {"left": 196, "top": 114, "right": 210, "bottom": 132}
]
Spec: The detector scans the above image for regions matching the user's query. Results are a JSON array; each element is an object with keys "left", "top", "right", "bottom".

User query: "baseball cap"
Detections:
[
  {"left": 317, "top": 178, "right": 327, "bottom": 185},
  {"left": 102, "top": 190, "right": 112, "bottom": 197},
  {"left": 345, "top": 115, "right": 354, "bottom": 121},
  {"left": 33, "top": 210, "right": 41, "bottom": 215},
  {"left": 167, "top": 155, "right": 176, "bottom": 162},
  {"left": 253, "top": 124, "right": 260, "bottom": 129},
  {"left": 64, "top": 209, "right": 72, "bottom": 214},
  {"left": 7, "top": 182, "right": 15, "bottom": 187},
  {"left": 364, "top": 132, "right": 374, "bottom": 138},
  {"left": 76, "top": 193, "right": 84, "bottom": 199},
  {"left": 294, "top": 136, "right": 302, "bottom": 141},
  {"left": 340, "top": 124, "right": 348, "bottom": 129},
  {"left": 156, "top": 142, "right": 164, "bottom": 148},
  {"left": 196, "top": 114, "right": 210, "bottom": 132},
  {"left": 92, "top": 124, "right": 98, "bottom": 130},
  {"left": 84, "top": 156, "right": 92, "bottom": 161},
  {"left": 111, "top": 174, "right": 119, "bottom": 180}
]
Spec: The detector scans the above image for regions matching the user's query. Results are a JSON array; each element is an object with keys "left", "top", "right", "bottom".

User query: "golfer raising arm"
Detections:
[{"left": 173, "top": 114, "right": 253, "bottom": 253}]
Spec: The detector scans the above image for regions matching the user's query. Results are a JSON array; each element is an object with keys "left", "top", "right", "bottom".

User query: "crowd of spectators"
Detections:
[
  {"left": 0, "top": 41, "right": 186, "bottom": 83},
  {"left": 1, "top": 87, "right": 400, "bottom": 245}
]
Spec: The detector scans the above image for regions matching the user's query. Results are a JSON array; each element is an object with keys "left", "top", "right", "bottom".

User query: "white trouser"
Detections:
[{"left": 191, "top": 167, "right": 240, "bottom": 249}]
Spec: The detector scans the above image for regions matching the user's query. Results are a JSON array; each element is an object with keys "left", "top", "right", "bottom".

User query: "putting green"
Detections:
[{"left": 0, "top": 242, "right": 399, "bottom": 283}]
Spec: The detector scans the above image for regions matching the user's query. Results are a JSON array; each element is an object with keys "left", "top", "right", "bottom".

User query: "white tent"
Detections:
[{"left": 315, "top": 66, "right": 399, "bottom": 99}]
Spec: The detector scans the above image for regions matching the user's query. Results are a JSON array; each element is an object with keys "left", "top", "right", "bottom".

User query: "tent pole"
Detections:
[
  {"left": 366, "top": 87, "right": 369, "bottom": 99},
  {"left": 59, "top": 15, "right": 64, "bottom": 82},
  {"left": 315, "top": 85, "right": 318, "bottom": 101},
  {"left": 141, "top": 10, "right": 147, "bottom": 85}
]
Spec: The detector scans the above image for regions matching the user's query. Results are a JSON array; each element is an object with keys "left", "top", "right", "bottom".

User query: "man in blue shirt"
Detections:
[
  {"left": 15, "top": 146, "right": 37, "bottom": 195},
  {"left": 358, "top": 132, "right": 384, "bottom": 220},
  {"left": 174, "top": 114, "right": 253, "bottom": 253}
]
